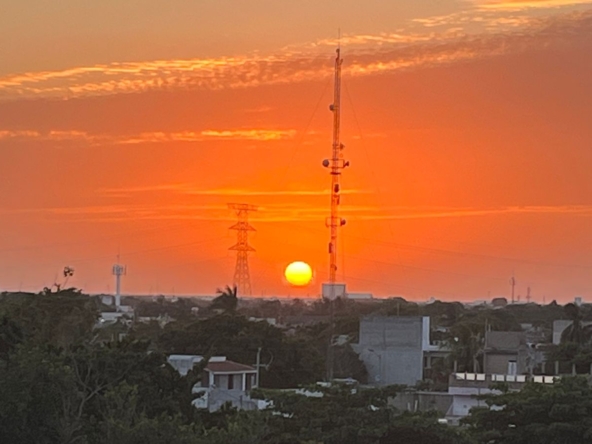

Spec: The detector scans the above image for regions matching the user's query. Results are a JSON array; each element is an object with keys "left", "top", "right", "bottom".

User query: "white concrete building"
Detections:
[
  {"left": 353, "top": 316, "right": 441, "bottom": 387},
  {"left": 167, "top": 355, "right": 259, "bottom": 412}
]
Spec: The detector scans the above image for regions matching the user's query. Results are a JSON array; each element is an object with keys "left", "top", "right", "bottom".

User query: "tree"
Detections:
[
  {"left": 561, "top": 303, "right": 592, "bottom": 345},
  {"left": 465, "top": 376, "right": 592, "bottom": 443},
  {"left": 157, "top": 314, "right": 325, "bottom": 388},
  {"left": 210, "top": 285, "right": 238, "bottom": 314},
  {"left": 448, "top": 322, "right": 484, "bottom": 373},
  {"left": 380, "top": 412, "right": 473, "bottom": 444}
]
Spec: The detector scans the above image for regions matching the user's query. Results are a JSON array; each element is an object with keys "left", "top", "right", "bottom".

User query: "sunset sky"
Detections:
[{"left": 2, "top": 0, "right": 592, "bottom": 302}]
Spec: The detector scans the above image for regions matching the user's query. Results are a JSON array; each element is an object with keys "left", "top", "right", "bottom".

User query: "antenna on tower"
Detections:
[
  {"left": 510, "top": 273, "right": 516, "bottom": 304},
  {"left": 228, "top": 203, "right": 257, "bottom": 296}
]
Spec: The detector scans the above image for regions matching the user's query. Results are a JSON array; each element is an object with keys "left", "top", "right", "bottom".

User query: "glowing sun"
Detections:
[{"left": 284, "top": 261, "right": 313, "bottom": 286}]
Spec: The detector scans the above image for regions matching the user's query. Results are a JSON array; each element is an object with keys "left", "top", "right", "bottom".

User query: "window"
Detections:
[
  {"left": 508, "top": 360, "right": 517, "bottom": 376},
  {"left": 228, "top": 374, "right": 234, "bottom": 390}
]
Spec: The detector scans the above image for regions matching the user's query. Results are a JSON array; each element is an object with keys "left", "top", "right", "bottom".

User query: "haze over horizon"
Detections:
[{"left": 2, "top": 0, "right": 592, "bottom": 302}]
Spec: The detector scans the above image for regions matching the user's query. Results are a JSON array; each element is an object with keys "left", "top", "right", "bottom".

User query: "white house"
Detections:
[{"left": 167, "top": 355, "right": 259, "bottom": 412}]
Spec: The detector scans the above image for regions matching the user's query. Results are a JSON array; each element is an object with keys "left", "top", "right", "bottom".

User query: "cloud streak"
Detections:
[
  {"left": 6, "top": 203, "right": 592, "bottom": 224},
  {"left": 0, "top": 128, "right": 296, "bottom": 144},
  {"left": 473, "top": 0, "right": 592, "bottom": 10},
  {"left": 97, "top": 183, "right": 366, "bottom": 198},
  {"left": 1, "top": 10, "right": 591, "bottom": 101}
]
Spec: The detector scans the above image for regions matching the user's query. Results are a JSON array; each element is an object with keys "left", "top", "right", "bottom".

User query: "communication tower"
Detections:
[
  {"left": 322, "top": 48, "right": 349, "bottom": 382},
  {"left": 322, "top": 47, "right": 349, "bottom": 295},
  {"left": 112, "top": 261, "right": 126, "bottom": 309},
  {"left": 228, "top": 203, "right": 257, "bottom": 296}
]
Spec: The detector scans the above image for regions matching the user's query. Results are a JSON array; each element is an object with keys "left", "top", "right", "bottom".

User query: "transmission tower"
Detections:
[
  {"left": 322, "top": 47, "right": 350, "bottom": 286},
  {"left": 228, "top": 203, "right": 257, "bottom": 296}
]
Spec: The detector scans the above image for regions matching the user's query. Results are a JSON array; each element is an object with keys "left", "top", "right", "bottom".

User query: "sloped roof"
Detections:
[{"left": 205, "top": 360, "right": 256, "bottom": 373}]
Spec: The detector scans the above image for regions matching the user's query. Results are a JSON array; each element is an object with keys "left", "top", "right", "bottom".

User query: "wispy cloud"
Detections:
[
  {"left": 1, "top": 10, "right": 590, "bottom": 101},
  {"left": 0, "top": 128, "right": 296, "bottom": 145},
  {"left": 97, "top": 183, "right": 366, "bottom": 198},
  {"left": 473, "top": 0, "right": 592, "bottom": 10},
  {"left": 6, "top": 203, "right": 592, "bottom": 224}
]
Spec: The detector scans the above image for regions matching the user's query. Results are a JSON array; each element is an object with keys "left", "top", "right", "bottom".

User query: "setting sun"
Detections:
[{"left": 284, "top": 261, "right": 313, "bottom": 287}]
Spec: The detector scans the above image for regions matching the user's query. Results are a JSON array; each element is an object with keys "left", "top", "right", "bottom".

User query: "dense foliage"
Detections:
[{"left": 2, "top": 289, "right": 592, "bottom": 443}]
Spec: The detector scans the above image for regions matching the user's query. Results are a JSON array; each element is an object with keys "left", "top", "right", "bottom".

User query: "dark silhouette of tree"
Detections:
[
  {"left": 465, "top": 376, "right": 592, "bottom": 443},
  {"left": 561, "top": 303, "right": 592, "bottom": 345},
  {"left": 210, "top": 285, "right": 238, "bottom": 314}
]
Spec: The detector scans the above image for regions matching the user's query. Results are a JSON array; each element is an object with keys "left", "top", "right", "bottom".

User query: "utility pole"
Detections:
[
  {"left": 228, "top": 203, "right": 257, "bottom": 296},
  {"left": 526, "top": 286, "right": 531, "bottom": 304},
  {"left": 510, "top": 274, "right": 516, "bottom": 304},
  {"left": 255, "top": 347, "right": 262, "bottom": 388}
]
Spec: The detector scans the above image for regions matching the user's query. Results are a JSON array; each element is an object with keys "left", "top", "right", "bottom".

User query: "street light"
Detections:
[{"left": 367, "top": 348, "right": 382, "bottom": 385}]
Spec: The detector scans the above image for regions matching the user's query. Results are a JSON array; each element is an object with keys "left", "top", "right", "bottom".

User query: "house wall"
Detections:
[
  {"left": 448, "top": 386, "right": 497, "bottom": 417},
  {"left": 356, "top": 316, "right": 425, "bottom": 386},
  {"left": 207, "top": 389, "right": 258, "bottom": 412},
  {"left": 484, "top": 350, "right": 529, "bottom": 375},
  {"left": 390, "top": 391, "right": 452, "bottom": 415},
  {"left": 486, "top": 354, "right": 517, "bottom": 374}
]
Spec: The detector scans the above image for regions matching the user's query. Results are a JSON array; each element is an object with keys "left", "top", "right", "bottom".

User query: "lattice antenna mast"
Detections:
[
  {"left": 228, "top": 203, "right": 258, "bottom": 296},
  {"left": 323, "top": 48, "right": 349, "bottom": 284}
]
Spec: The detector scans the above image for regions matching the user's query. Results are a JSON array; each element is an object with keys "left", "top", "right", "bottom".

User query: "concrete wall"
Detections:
[
  {"left": 356, "top": 316, "right": 425, "bottom": 387},
  {"left": 486, "top": 354, "right": 519, "bottom": 375},
  {"left": 449, "top": 388, "right": 490, "bottom": 417},
  {"left": 390, "top": 391, "right": 452, "bottom": 415},
  {"left": 207, "top": 388, "right": 258, "bottom": 412}
]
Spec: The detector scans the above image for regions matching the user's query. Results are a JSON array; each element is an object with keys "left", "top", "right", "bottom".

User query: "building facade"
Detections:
[{"left": 354, "top": 316, "right": 440, "bottom": 387}]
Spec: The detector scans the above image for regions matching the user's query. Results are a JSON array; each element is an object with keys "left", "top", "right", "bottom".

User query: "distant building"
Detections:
[
  {"left": 491, "top": 297, "right": 508, "bottom": 308},
  {"left": 483, "top": 331, "right": 532, "bottom": 375},
  {"left": 346, "top": 292, "right": 373, "bottom": 301},
  {"left": 168, "top": 355, "right": 204, "bottom": 376},
  {"left": 353, "top": 316, "right": 443, "bottom": 387},
  {"left": 167, "top": 355, "right": 258, "bottom": 412},
  {"left": 392, "top": 372, "right": 559, "bottom": 424},
  {"left": 322, "top": 283, "right": 346, "bottom": 300},
  {"left": 97, "top": 311, "right": 132, "bottom": 326}
]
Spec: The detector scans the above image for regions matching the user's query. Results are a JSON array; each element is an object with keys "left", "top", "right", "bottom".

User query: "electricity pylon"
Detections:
[{"left": 228, "top": 203, "right": 257, "bottom": 296}]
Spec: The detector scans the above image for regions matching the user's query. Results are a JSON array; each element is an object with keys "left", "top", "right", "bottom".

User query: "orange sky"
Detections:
[{"left": 2, "top": 1, "right": 592, "bottom": 301}]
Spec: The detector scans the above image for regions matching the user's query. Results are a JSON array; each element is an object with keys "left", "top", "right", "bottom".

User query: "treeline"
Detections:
[{"left": 2, "top": 289, "right": 592, "bottom": 443}]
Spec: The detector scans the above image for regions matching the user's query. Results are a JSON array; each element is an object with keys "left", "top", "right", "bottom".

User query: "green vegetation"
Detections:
[
  {"left": 465, "top": 377, "right": 592, "bottom": 443},
  {"left": 2, "top": 288, "right": 592, "bottom": 442}
]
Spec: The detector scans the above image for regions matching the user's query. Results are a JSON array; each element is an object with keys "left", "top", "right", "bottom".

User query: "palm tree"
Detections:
[
  {"left": 561, "top": 303, "right": 592, "bottom": 345},
  {"left": 448, "top": 322, "right": 484, "bottom": 373},
  {"left": 210, "top": 285, "right": 238, "bottom": 313}
]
